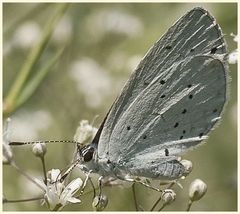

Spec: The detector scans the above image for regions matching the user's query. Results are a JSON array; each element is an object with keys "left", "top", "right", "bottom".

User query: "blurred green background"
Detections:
[{"left": 3, "top": 3, "right": 237, "bottom": 211}]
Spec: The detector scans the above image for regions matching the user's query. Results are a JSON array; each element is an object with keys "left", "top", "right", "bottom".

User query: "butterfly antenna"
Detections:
[{"left": 9, "top": 140, "right": 80, "bottom": 146}]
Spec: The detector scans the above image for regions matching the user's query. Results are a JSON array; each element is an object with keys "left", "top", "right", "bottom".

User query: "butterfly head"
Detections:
[{"left": 78, "top": 144, "right": 96, "bottom": 163}]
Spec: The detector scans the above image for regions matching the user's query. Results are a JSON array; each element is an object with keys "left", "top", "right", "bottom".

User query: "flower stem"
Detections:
[
  {"left": 150, "top": 195, "right": 161, "bottom": 211},
  {"left": 132, "top": 183, "right": 138, "bottom": 211},
  {"left": 11, "top": 162, "right": 45, "bottom": 191},
  {"left": 158, "top": 203, "right": 166, "bottom": 211},
  {"left": 40, "top": 156, "right": 47, "bottom": 185},
  {"left": 3, "top": 3, "right": 69, "bottom": 116},
  {"left": 186, "top": 200, "right": 193, "bottom": 211},
  {"left": 3, "top": 196, "right": 44, "bottom": 203}
]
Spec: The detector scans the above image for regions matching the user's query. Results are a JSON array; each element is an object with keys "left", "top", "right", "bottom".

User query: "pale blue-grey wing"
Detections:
[
  {"left": 108, "top": 55, "right": 227, "bottom": 178},
  {"left": 97, "top": 7, "right": 228, "bottom": 162}
]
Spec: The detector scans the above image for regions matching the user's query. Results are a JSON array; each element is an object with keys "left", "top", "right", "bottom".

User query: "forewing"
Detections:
[
  {"left": 97, "top": 7, "right": 228, "bottom": 161},
  {"left": 116, "top": 56, "right": 227, "bottom": 163}
]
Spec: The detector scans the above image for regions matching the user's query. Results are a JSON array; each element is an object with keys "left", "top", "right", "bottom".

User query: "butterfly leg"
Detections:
[
  {"left": 98, "top": 176, "right": 104, "bottom": 196},
  {"left": 119, "top": 175, "right": 162, "bottom": 192},
  {"left": 80, "top": 170, "right": 93, "bottom": 194}
]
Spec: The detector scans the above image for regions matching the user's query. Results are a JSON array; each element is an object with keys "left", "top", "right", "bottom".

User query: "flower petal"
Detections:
[
  {"left": 67, "top": 197, "right": 81, "bottom": 203},
  {"left": 60, "top": 178, "right": 82, "bottom": 205}
]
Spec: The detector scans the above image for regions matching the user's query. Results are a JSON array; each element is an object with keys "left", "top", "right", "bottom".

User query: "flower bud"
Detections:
[
  {"left": 189, "top": 179, "right": 207, "bottom": 201},
  {"left": 180, "top": 159, "right": 193, "bottom": 177},
  {"left": 161, "top": 189, "right": 176, "bottom": 205},
  {"left": 32, "top": 143, "right": 47, "bottom": 158},
  {"left": 92, "top": 194, "right": 108, "bottom": 211}
]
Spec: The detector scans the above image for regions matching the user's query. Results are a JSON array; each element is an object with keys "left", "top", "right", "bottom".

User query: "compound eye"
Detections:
[{"left": 83, "top": 147, "right": 94, "bottom": 162}]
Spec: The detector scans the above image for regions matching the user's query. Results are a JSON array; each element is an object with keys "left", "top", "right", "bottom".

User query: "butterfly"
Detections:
[{"left": 77, "top": 7, "right": 228, "bottom": 182}]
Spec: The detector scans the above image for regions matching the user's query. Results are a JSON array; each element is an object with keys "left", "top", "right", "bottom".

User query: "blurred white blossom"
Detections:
[
  {"left": 12, "top": 21, "right": 41, "bottom": 49},
  {"left": 107, "top": 51, "right": 142, "bottom": 74},
  {"left": 69, "top": 58, "right": 113, "bottom": 108},
  {"left": 39, "top": 169, "right": 82, "bottom": 211},
  {"left": 127, "top": 54, "right": 142, "bottom": 71},
  {"left": 3, "top": 41, "right": 13, "bottom": 56},
  {"left": 52, "top": 16, "right": 72, "bottom": 44},
  {"left": 85, "top": 10, "right": 143, "bottom": 41},
  {"left": 11, "top": 110, "right": 52, "bottom": 140},
  {"left": 229, "top": 33, "right": 238, "bottom": 64},
  {"left": 74, "top": 120, "right": 98, "bottom": 145},
  {"left": 229, "top": 50, "right": 238, "bottom": 64}
]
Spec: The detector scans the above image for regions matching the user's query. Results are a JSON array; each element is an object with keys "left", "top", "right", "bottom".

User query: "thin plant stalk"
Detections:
[
  {"left": 3, "top": 3, "right": 69, "bottom": 116},
  {"left": 11, "top": 162, "right": 45, "bottom": 191},
  {"left": 158, "top": 203, "right": 167, "bottom": 211},
  {"left": 150, "top": 195, "right": 161, "bottom": 211},
  {"left": 40, "top": 156, "right": 47, "bottom": 185},
  {"left": 186, "top": 200, "right": 193, "bottom": 211},
  {"left": 3, "top": 196, "right": 44, "bottom": 203},
  {"left": 132, "top": 183, "right": 138, "bottom": 211}
]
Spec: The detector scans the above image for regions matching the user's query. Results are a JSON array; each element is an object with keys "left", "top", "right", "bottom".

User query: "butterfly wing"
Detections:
[{"left": 96, "top": 8, "right": 228, "bottom": 169}]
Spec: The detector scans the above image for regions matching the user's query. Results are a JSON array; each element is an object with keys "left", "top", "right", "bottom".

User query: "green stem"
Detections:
[
  {"left": 132, "top": 183, "right": 138, "bottom": 211},
  {"left": 150, "top": 195, "right": 161, "bottom": 211},
  {"left": 40, "top": 156, "right": 47, "bottom": 185},
  {"left": 11, "top": 162, "right": 45, "bottom": 191},
  {"left": 3, "top": 3, "right": 69, "bottom": 116},
  {"left": 3, "top": 196, "right": 44, "bottom": 203},
  {"left": 186, "top": 200, "right": 193, "bottom": 211},
  {"left": 158, "top": 203, "right": 166, "bottom": 211}
]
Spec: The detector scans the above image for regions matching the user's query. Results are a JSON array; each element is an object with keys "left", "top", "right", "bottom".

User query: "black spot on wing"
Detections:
[{"left": 165, "top": 148, "right": 169, "bottom": 156}]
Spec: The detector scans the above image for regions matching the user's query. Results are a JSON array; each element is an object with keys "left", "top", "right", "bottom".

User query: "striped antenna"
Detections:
[{"left": 9, "top": 140, "right": 80, "bottom": 146}]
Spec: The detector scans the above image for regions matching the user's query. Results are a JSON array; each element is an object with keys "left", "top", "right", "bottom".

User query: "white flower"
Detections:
[
  {"left": 10, "top": 110, "right": 52, "bottom": 141},
  {"left": 40, "top": 169, "right": 82, "bottom": 211},
  {"left": 74, "top": 120, "right": 98, "bottom": 145},
  {"left": 3, "top": 118, "right": 13, "bottom": 164},
  {"left": 69, "top": 58, "right": 113, "bottom": 108},
  {"left": 52, "top": 15, "right": 72, "bottom": 44},
  {"left": 12, "top": 21, "right": 41, "bottom": 49},
  {"left": 229, "top": 50, "right": 238, "bottom": 64},
  {"left": 229, "top": 33, "right": 238, "bottom": 64},
  {"left": 85, "top": 10, "right": 143, "bottom": 41}
]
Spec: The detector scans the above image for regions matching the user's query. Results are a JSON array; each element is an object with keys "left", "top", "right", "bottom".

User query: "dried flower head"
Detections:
[
  {"left": 161, "top": 189, "right": 176, "bottom": 205},
  {"left": 180, "top": 159, "right": 193, "bottom": 178}
]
